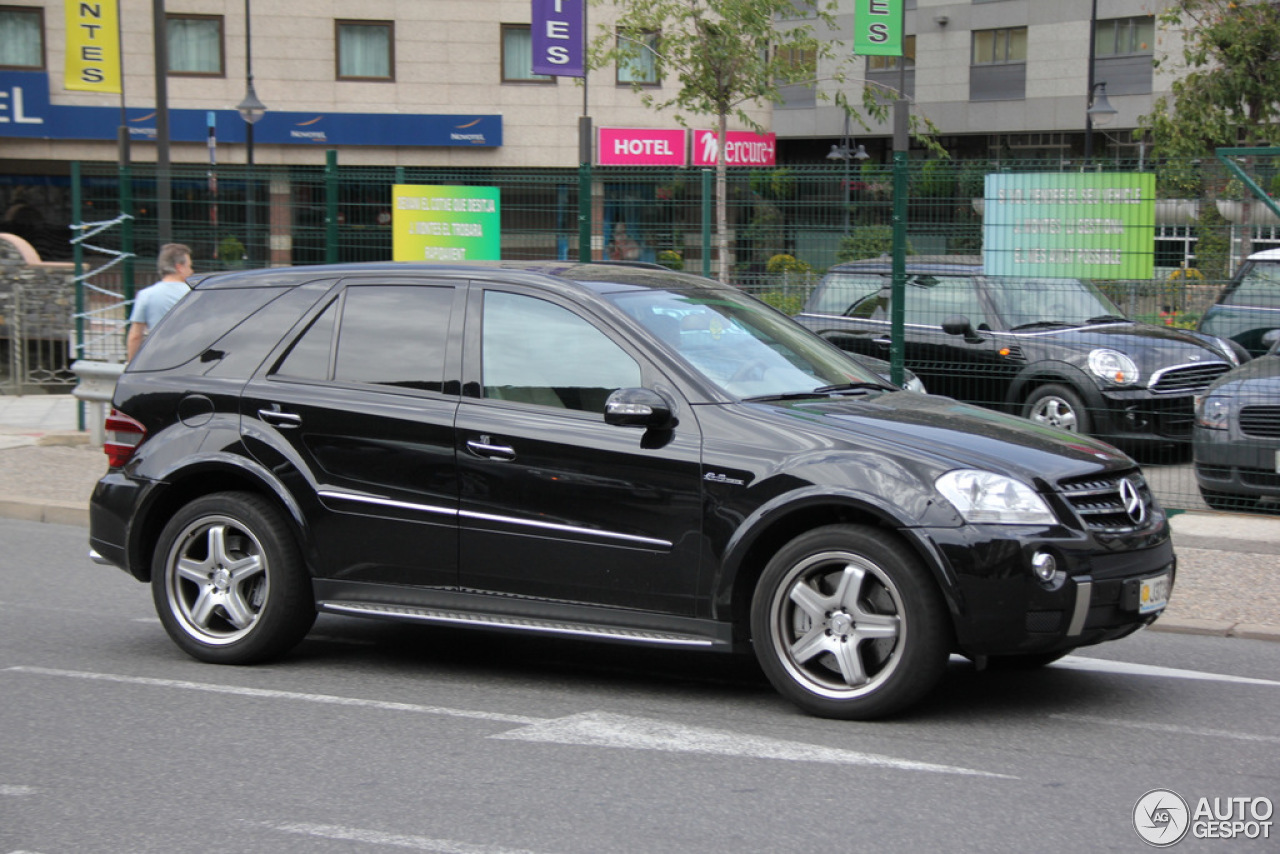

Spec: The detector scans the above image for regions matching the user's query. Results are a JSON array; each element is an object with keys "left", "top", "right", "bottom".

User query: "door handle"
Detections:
[
  {"left": 258, "top": 408, "right": 302, "bottom": 428},
  {"left": 466, "top": 439, "right": 516, "bottom": 460}
]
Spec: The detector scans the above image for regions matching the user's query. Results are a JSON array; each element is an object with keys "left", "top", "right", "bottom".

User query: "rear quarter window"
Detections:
[
  {"left": 129, "top": 287, "right": 291, "bottom": 372},
  {"left": 808, "top": 273, "right": 886, "bottom": 316}
]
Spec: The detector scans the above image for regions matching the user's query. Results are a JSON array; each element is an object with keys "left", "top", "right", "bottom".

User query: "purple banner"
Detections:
[{"left": 531, "top": 0, "right": 584, "bottom": 77}]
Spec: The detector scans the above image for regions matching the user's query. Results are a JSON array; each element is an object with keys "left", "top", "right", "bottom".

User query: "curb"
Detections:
[{"left": 3, "top": 497, "right": 1278, "bottom": 645}]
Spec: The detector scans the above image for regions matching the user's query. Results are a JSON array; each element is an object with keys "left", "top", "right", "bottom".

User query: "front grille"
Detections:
[
  {"left": 1057, "top": 470, "right": 1154, "bottom": 533},
  {"left": 1241, "top": 469, "right": 1280, "bottom": 488},
  {"left": 1240, "top": 404, "right": 1280, "bottom": 438},
  {"left": 1149, "top": 362, "right": 1232, "bottom": 394}
]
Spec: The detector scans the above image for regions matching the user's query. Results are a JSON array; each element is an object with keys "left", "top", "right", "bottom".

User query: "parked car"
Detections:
[
  {"left": 1194, "top": 329, "right": 1280, "bottom": 511},
  {"left": 1198, "top": 247, "right": 1280, "bottom": 357},
  {"left": 795, "top": 257, "right": 1242, "bottom": 448},
  {"left": 90, "top": 261, "right": 1174, "bottom": 720}
]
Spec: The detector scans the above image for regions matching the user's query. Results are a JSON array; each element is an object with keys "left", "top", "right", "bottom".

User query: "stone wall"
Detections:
[{"left": 0, "top": 233, "right": 76, "bottom": 340}]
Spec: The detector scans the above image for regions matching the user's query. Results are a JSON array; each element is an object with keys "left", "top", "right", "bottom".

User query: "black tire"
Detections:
[
  {"left": 750, "top": 524, "right": 950, "bottom": 720},
  {"left": 985, "top": 649, "right": 1074, "bottom": 670},
  {"left": 1024, "top": 383, "right": 1091, "bottom": 434},
  {"left": 151, "top": 491, "right": 315, "bottom": 664},
  {"left": 1199, "top": 487, "right": 1260, "bottom": 513}
]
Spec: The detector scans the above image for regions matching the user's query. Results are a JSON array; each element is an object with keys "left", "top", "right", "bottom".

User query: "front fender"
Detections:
[
  {"left": 710, "top": 484, "right": 969, "bottom": 627},
  {"left": 1006, "top": 361, "right": 1105, "bottom": 412}
]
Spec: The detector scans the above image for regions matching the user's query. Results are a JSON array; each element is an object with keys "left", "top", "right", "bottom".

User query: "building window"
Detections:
[
  {"left": 501, "top": 23, "right": 553, "bottom": 83},
  {"left": 971, "top": 27, "right": 1026, "bottom": 101},
  {"left": 867, "top": 34, "right": 915, "bottom": 72},
  {"left": 0, "top": 6, "right": 45, "bottom": 70},
  {"left": 617, "top": 30, "right": 660, "bottom": 86},
  {"left": 337, "top": 20, "right": 394, "bottom": 81},
  {"left": 1095, "top": 16, "right": 1154, "bottom": 57},
  {"left": 972, "top": 27, "right": 1026, "bottom": 65},
  {"left": 167, "top": 15, "right": 223, "bottom": 76}
]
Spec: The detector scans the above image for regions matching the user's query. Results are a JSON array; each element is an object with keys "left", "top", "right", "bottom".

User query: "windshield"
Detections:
[
  {"left": 607, "top": 286, "right": 886, "bottom": 399},
  {"left": 984, "top": 276, "right": 1127, "bottom": 329}
]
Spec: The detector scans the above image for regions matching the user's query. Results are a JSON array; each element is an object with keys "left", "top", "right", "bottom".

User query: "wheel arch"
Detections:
[
  {"left": 126, "top": 455, "right": 309, "bottom": 583},
  {"left": 715, "top": 492, "right": 963, "bottom": 650},
  {"left": 1005, "top": 362, "right": 1104, "bottom": 411}
]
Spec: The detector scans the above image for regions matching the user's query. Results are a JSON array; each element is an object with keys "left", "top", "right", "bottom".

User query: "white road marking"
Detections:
[
  {"left": 0, "top": 784, "right": 38, "bottom": 796},
  {"left": 254, "top": 821, "right": 546, "bottom": 853},
  {"left": 1050, "top": 713, "right": 1280, "bottom": 744},
  {"left": 4, "top": 666, "right": 541, "bottom": 725},
  {"left": 491, "top": 711, "right": 1015, "bottom": 777},
  {"left": 5, "top": 665, "right": 1010, "bottom": 777},
  {"left": 1051, "top": 655, "right": 1280, "bottom": 686}
]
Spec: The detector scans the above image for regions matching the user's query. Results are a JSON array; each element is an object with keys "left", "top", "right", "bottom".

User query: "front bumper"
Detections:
[{"left": 922, "top": 524, "right": 1175, "bottom": 657}]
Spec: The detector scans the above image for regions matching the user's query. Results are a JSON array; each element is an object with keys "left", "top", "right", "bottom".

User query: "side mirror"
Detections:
[
  {"left": 604, "top": 387, "right": 677, "bottom": 430},
  {"left": 942, "top": 314, "right": 984, "bottom": 343},
  {"left": 1263, "top": 329, "right": 1280, "bottom": 354}
]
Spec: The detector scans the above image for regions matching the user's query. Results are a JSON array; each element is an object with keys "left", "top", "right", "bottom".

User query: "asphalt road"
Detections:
[{"left": 3, "top": 518, "right": 1279, "bottom": 853}]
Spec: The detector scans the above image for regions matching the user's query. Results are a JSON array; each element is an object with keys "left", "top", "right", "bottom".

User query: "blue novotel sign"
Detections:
[{"left": 0, "top": 71, "right": 502, "bottom": 148}]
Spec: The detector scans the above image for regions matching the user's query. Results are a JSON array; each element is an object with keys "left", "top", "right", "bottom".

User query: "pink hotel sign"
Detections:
[
  {"left": 598, "top": 128, "right": 688, "bottom": 166},
  {"left": 597, "top": 127, "right": 777, "bottom": 167}
]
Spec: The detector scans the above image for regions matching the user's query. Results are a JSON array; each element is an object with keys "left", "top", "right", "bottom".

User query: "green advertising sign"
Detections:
[
  {"left": 983, "top": 173, "right": 1155, "bottom": 279},
  {"left": 854, "top": 0, "right": 904, "bottom": 57},
  {"left": 392, "top": 184, "right": 501, "bottom": 262}
]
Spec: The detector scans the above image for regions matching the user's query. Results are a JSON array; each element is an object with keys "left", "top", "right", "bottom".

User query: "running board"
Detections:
[{"left": 318, "top": 600, "right": 723, "bottom": 648}]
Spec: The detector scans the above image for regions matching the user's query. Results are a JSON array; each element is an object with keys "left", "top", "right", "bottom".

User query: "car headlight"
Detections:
[
  {"left": 902, "top": 373, "right": 927, "bottom": 394},
  {"left": 936, "top": 470, "right": 1057, "bottom": 525},
  {"left": 1195, "top": 393, "right": 1231, "bottom": 429},
  {"left": 1087, "top": 349, "right": 1140, "bottom": 386}
]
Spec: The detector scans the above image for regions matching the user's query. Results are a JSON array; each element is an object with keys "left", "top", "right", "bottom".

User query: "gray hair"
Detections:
[{"left": 157, "top": 243, "right": 192, "bottom": 276}]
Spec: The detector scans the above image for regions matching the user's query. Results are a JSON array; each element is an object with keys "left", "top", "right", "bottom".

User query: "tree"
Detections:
[
  {"left": 590, "top": 0, "right": 922, "bottom": 283},
  {"left": 1142, "top": 0, "right": 1280, "bottom": 157}
]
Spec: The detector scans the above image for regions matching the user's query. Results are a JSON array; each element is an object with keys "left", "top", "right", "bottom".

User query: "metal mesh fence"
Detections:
[{"left": 62, "top": 153, "right": 1280, "bottom": 514}]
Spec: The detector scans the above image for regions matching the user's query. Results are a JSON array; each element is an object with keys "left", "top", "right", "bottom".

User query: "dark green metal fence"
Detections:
[{"left": 63, "top": 152, "right": 1280, "bottom": 514}]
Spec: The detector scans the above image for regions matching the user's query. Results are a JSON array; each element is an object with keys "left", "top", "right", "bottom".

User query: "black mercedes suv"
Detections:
[
  {"left": 90, "top": 262, "right": 1174, "bottom": 719},
  {"left": 795, "top": 257, "right": 1242, "bottom": 447}
]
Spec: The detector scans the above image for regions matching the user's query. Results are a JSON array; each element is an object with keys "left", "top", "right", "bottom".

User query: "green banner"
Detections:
[
  {"left": 854, "top": 0, "right": 904, "bottom": 57},
  {"left": 983, "top": 173, "right": 1156, "bottom": 279},
  {"left": 393, "top": 184, "right": 501, "bottom": 261}
]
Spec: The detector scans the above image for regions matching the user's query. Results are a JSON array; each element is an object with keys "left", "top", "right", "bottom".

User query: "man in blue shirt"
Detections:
[{"left": 127, "top": 243, "right": 193, "bottom": 360}]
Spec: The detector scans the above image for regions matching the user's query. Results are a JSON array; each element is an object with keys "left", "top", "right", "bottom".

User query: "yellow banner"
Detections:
[{"left": 64, "top": 0, "right": 121, "bottom": 93}]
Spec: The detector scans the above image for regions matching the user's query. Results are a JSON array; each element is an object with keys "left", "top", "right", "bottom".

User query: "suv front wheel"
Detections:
[
  {"left": 151, "top": 492, "right": 316, "bottom": 664},
  {"left": 750, "top": 524, "right": 949, "bottom": 720}
]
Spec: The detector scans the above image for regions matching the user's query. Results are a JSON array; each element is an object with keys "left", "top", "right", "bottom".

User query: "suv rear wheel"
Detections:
[
  {"left": 750, "top": 524, "right": 949, "bottom": 720},
  {"left": 151, "top": 492, "right": 315, "bottom": 664}
]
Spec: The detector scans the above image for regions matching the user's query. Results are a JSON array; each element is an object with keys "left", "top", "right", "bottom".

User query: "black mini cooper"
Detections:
[
  {"left": 795, "top": 257, "right": 1243, "bottom": 447},
  {"left": 90, "top": 262, "right": 1174, "bottom": 719}
]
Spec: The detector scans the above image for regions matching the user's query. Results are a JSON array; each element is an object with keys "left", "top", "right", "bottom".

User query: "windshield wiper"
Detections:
[
  {"left": 1085, "top": 314, "right": 1130, "bottom": 324},
  {"left": 743, "top": 381, "right": 892, "bottom": 402},
  {"left": 1010, "top": 320, "right": 1077, "bottom": 331}
]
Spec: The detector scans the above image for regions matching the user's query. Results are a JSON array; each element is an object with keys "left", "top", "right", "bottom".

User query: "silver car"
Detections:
[{"left": 1194, "top": 330, "right": 1280, "bottom": 511}]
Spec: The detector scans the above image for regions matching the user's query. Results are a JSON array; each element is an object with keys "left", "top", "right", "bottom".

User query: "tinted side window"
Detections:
[
  {"left": 274, "top": 285, "right": 453, "bottom": 392},
  {"left": 130, "top": 287, "right": 287, "bottom": 372},
  {"left": 1228, "top": 263, "right": 1280, "bottom": 306},
  {"left": 903, "top": 276, "right": 989, "bottom": 326},
  {"left": 811, "top": 273, "right": 884, "bottom": 316},
  {"left": 482, "top": 291, "right": 641, "bottom": 412}
]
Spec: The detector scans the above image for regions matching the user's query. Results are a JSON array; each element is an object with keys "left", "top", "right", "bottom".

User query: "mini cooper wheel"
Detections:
[
  {"left": 152, "top": 492, "right": 315, "bottom": 664},
  {"left": 750, "top": 524, "right": 949, "bottom": 720},
  {"left": 1024, "top": 383, "right": 1091, "bottom": 434}
]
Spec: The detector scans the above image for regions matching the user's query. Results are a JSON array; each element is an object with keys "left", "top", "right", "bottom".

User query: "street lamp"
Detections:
[
  {"left": 1083, "top": 0, "right": 1118, "bottom": 163},
  {"left": 827, "top": 116, "right": 870, "bottom": 235},
  {"left": 235, "top": 0, "right": 266, "bottom": 263}
]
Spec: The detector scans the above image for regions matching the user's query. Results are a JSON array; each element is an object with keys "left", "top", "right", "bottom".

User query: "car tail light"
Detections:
[{"left": 103, "top": 409, "right": 147, "bottom": 467}]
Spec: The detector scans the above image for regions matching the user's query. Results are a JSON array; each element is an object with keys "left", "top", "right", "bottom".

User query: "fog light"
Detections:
[{"left": 1031, "top": 551, "right": 1057, "bottom": 582}]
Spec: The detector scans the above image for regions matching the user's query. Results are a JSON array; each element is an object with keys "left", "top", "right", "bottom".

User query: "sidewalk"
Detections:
[{"left": 2, "top": 394, "right": 1278, "bottom": 642}]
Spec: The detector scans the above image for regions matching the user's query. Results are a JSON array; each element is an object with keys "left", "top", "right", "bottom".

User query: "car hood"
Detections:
[
  {"left": 1206, "top": 355, "right": 1280, "bottom": 396},
  {"left": 1036, "top": 322, "right": 1233, "bottom": 367},
  {"left": 753, "top": 390, "right": 1134, "bottom": 485}
]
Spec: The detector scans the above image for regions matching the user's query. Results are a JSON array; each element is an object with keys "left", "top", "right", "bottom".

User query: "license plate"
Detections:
[{"left": 1139, "top": 573, "right": 1170, "bottom": 614}]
